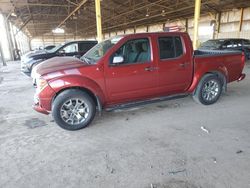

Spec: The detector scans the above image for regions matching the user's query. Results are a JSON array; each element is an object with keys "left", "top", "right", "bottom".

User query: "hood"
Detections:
[
  {"left": 27, "top": 51, "right": 49, "bottom": 59},
  {"left": 22, "top": 50, "right": 43, "bottom": 60},
  {"left": 33, "top": 56, "right": 87, "bottom": 77}
]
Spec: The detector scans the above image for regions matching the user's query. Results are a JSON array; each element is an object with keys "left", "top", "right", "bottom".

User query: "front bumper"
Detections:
[
  {"left": 33, "top": 104, "right": 50, "bottom": 115},
  {"left": 33, "top": 84, "right": 56, "bottom": 115}
]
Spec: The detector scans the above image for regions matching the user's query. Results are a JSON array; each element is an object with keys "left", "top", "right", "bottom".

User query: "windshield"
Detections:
[
  {"left": 200, "top": 40, "right": 225, "bottom": 49},
  {"left": 81, "top": 36, "right": 123, "bottom": 64}
]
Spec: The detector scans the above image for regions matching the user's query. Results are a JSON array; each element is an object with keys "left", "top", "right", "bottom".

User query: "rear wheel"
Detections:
[
  {"left": 193, "top": 74, "right": 222, "bottom": 105},
  {"left": 52, "top": 89, "right": 96, "bottom": 130}
]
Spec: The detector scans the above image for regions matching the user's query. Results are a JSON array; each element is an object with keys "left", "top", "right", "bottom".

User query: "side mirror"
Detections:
[{"left": 112, "top": 56, "right": 124, "bottom": 64}]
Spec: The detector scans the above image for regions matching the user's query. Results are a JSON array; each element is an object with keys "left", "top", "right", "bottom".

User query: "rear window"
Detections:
[{"left": 158, "top": 36, "right": 183, "bottom": 60}]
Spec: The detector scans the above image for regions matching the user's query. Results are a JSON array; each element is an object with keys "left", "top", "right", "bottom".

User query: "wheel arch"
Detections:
[
  {"left": 188, "top": 67, "right": 228, "bottom": 94},
  {"left": 205, "top": 71, "right": 227, "bottom": 93},
  {"left": 48, "top": 75, "right": 106, "bottom": 112},
  {"left": 52, "top": 86, "right": 103, "bottom": 113}
]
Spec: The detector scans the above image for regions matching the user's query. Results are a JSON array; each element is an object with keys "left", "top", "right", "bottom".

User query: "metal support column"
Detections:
[
  {"left": 95, "top": 0, "right": 103, "bottom": 42},
  {"left": 239, "top": 8, "right": 244, "bottom": 32},
  {"left": 185, "top": 18, "right": 188, "bottom": 33},
  {"left": 214, "top": 12, "right": 221, "bottom": 39},
  {"left": 0, "top": 43, "right": 6, "bottom": 66},
  {"left": 193, "top": 0, "right": 201, "bottom": 50},
  {"left": 4, "top": 16, "right": 14, "bottom": 61}
]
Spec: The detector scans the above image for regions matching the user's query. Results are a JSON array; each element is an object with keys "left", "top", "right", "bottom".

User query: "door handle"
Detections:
[
  {"left": 179, "top": 62, "right": 190, "bottom": 67},
  {"left": 144, "top": 67, "right": 158, "bottom": 71}
]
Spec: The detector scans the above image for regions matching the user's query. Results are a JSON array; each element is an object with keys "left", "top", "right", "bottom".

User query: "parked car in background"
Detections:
[
  {"left": 32, "top": 32, "right": 245, "bottom": 130},
  {"left": 21, "top": 45, "right": 56, "bottom": 61},
  {"left": 21, "top": 40, "right": 97, "bottom": 74},
  {"left": 199, "top": 38, "right": 250, "bottom": 60}
]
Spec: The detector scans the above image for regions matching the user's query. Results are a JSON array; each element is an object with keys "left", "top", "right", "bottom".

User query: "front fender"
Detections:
[{"left": 48, "top": 75, "right": 106, "bottom": 104}]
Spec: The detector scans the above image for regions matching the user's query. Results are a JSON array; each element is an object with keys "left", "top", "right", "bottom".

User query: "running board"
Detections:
[{"left": 105, "top": 93, "right": 189, "bottom": 112}]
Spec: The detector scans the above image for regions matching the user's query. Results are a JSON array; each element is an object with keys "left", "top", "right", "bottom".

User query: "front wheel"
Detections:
[
  {"left": 52, "top": 89, "right": 96, "bottom": 130},
  {"left": 193, "top": 74, "right": 222, "bottom": 105}
]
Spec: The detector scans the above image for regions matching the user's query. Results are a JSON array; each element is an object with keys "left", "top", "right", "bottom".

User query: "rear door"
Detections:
[
  {"left": 156, "top": 35, "right": 193, "bottom": 95},
  {"left": 105, "top": 37, "right": 158, "bottom": 103}
]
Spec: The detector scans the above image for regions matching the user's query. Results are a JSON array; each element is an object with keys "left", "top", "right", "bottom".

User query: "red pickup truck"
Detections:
[{"left": 33, "top": 32, "right": 245, "bottom": 130}]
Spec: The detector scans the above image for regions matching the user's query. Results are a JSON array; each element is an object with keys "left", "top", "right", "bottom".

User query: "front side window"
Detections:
[
  {"left": 234, "top": 40, "right": 242, "bottom": 47},
  {"left": 62, "top": 43, "right": 78, "bottom": 53},
  {"left": 158, "top": 36, "right": 183, "bottom": 60},
  {"left": 111, "top": 38, "right": 151, "bottom": 64},
  {"left": 222, "top": 41, "right": 233, "bottom": 48}
]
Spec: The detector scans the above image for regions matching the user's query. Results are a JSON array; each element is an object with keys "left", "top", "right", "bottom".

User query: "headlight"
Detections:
[
  {"left": 23, "top": 57, "right": 33, "bottom": 63},
  {"left": 36, "top": 78, "right": 48, "bottom": 92},
  {"left": 31, "top": 65, "right": 39, "bottom": 79}
]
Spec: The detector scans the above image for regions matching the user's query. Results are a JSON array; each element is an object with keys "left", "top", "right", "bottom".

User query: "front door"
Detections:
[{"left": 105, "top": 38, "right": 158, "bottom": 104}]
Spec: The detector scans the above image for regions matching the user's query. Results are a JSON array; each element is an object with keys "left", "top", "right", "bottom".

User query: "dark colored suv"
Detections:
[
  {"left": 199, "top": 38, "right": 250, "bottom": 60},
  {"left": 21, "top": 40, "right": 97, "bottom": 74}
]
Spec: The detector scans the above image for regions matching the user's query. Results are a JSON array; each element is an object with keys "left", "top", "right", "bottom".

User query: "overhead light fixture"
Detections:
[
  {"left": 146, "top": 8, "right": 150, "bottom": 17},
  {"left": 52, "top": 28, "right": 65, "bottom": 34},
  {"left": 11, "top": 12, "right": 17, "bottom": 17},
  {"left": 232, "top": 8, "right": 239, "bottom": 12},
  {"left": 161, "top": 10, "right": 166, "bottom": 16}
]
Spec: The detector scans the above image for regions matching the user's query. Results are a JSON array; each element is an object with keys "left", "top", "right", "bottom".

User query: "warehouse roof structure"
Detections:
[{"left": 0, "top": 0, "right": 249, "bottom": 38}]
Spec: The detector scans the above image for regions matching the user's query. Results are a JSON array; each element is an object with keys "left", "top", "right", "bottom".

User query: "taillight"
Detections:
[{"left": 241, "top": 52, "right": 245, "bottom": 70}]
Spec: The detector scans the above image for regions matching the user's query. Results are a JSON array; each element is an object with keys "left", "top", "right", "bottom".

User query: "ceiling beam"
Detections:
[
  {"left": 15, "top": 17, "right": 31, "bottom": 35},
  {"left": 0, "top": 2, "right": 74, "bottom": 7},
  {"left": 57, "top": 0, "right": 88, "bottom": 28}
]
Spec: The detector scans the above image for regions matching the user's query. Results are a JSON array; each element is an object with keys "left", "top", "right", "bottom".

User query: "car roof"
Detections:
[
  {"left": 206, "top": 38, "right": 247, "bottom": 42},
  {"left": 114, "top": 31, "right": 187, "bottom": 38},
  {"left": 65, "top": 40, "right": 97, "bottom": 44}
]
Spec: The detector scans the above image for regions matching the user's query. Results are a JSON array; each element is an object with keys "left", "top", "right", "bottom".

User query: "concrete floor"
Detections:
[{"left": 0, "top": 61, "right": 250, "bottom": 188}]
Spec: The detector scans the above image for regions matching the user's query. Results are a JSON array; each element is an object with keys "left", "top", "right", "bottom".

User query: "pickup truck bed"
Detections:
[{"left": 194, "top": 49, "right": 242, "bottom": 56}]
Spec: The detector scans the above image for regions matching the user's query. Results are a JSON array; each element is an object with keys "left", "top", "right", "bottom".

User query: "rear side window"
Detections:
[
  {"left": 62, "top": 43, "right": 78, "bottom": 53},
  {"left": 78, "top": 42, "right": 96, "bottom": 52},
  {"left": 158, "top": 36, "right": 183, "bottom": 60},
  {"left": 243, "top": 40, "right": 250, "bottom": 47},
  {"left": 175, "top": 37, "right": 183, "bottom": 57}
]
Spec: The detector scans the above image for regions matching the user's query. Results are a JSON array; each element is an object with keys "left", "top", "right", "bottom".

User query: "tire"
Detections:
[
  {"left": 193, "top": 74, "right": 222, "bottom": 105},
  {"left": 52, "top": 89, "right": 96, "bottom": 130}
]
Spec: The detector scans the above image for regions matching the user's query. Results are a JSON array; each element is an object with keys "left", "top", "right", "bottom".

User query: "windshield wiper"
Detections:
[{"left": 81, "top": 56, "right": 91, "bottom": 64}]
